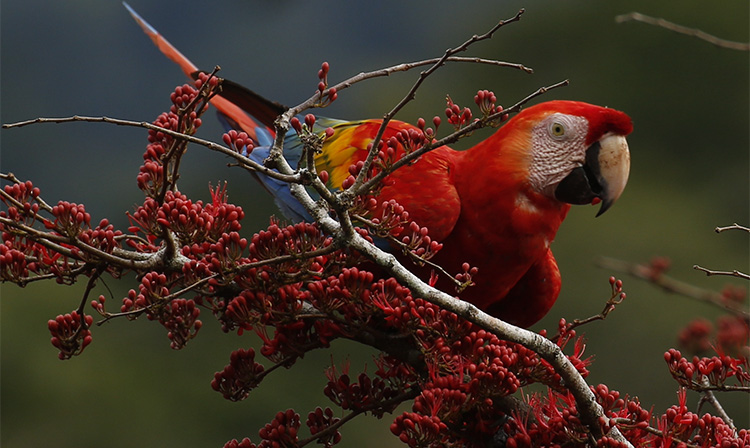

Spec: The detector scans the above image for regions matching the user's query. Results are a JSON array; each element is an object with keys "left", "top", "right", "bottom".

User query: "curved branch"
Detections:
[
  {"left": 694, "top": 264, "right": 750, "bottom": 281},
  {"left": 616, "top": 12, "right": 750, "bottom": 51},
  {"left": 1, "top": 116, "right": 301, "bottom": 185},
  {"left": 715, "top": 223, "right": 749, "bottom": 234}
]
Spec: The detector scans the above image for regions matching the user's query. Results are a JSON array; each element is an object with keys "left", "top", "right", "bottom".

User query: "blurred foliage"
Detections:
[{"left": 1, "top": 1, "right": 748, "bottom": 447}]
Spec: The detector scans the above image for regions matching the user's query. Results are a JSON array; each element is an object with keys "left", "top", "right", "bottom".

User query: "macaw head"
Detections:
[{"left": 512, "top": 101, "right": 633, "bottom": 216}]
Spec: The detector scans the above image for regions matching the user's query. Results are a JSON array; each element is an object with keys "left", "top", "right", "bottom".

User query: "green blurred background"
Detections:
[{"left": 2, "top": 1, "right": 748, "bottom": 446}]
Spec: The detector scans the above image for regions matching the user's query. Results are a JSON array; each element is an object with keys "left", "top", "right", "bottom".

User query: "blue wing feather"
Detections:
[{"left": 217, "top": 112, "right": 348, "bottom": 223}]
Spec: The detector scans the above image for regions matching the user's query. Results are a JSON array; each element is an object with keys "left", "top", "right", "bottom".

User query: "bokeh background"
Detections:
[{"left": 2, "top": 1, "right": 748, "bottom": 446}]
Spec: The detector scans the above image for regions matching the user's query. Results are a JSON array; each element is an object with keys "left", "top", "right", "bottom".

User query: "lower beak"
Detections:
[{"left": 554, "top": 134, "right": 630, "bottom": 216}]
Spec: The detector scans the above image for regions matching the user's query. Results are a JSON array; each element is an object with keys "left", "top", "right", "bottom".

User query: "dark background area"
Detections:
[{"left": 2, "top": 1, "right": 748, "bottom": 446}]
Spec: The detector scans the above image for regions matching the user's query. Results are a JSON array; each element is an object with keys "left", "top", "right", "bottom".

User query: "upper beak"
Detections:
[{"left": 554, "top": 133, "right": 630, "bottom": 216}]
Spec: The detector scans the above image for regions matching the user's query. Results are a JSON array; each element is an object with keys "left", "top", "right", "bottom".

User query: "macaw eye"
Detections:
[{"left": 549, "top": 122, "right": 566, "bottom": 138}]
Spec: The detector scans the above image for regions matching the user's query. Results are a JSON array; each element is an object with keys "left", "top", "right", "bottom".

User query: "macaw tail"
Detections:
[{"left": 123, "top": 2, "right": 286, "bottom": 141}]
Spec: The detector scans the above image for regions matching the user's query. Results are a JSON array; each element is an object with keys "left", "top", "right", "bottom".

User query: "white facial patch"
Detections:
[{"left": 527, "top": 113, "right": 589, "bottom": 196}]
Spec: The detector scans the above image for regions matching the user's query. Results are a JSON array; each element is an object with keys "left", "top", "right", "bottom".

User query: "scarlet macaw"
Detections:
[{"left": 126, "top": 4, "right": 632, "bottom": 328}]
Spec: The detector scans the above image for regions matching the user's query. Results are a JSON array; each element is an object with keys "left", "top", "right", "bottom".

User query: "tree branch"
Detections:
[
  {"left": 615, "top": 12, "right": 750, "bottom": 51},
  {"left": 698, "top": 377, "right": 737, "bottom": 431},
  {"left": 715, "top": 223, "right": 749, "bottom": 234},
  {"left": 286, "top": 175, "right": 630, "bottom": 444},
  {"left": 1, "top": 116, "right": 301, "bottom": 185},
  {"left": 693, "top": 264, "right": 750, "bottom": 281},
  {"left": 597, "top": 257, "right": 750, "bottom": 320}
]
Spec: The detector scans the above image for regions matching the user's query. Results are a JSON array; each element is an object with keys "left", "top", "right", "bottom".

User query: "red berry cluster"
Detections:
[
  {"left": 108, "top": 271, "right": 202, "bottom": 349},
  {"left": 391, "top": 412, "right": 449, "bottom": 447},
  {"left": 1, "top": 180, "right": 41, "bottom": 224},
  {"left": 646, "top": 255, "right": 671, "bottom": 280},
  {"left": 212, "top": 348, "right": 266, "bottom": 401},
  {"left": 678, "top": 299, "right": 748, "bottom": 358},
  {"left": 137, "top": 74, "right": 217, "bottom": 197},
  {"left": 224, "top": 406, "right": 344, "bottom": 448},
  {"left": 474, "top": 89, "right": 506, "bottom": 121},
  {"left": 400, "top": 220, "right": 443, "bottom": 262},
  {"left": 444, "top": 90, "right": 510, "bottom": 132},
  {"left": 47, "top": 201, "right": 90, "bottom": 238},
  {"left": 665, "top": 348, "right": 750, "bottom": 391},
  {"left": 388, "top": 127, "right": 427, "bottom": 155},
  {"left": 358, "top": 198, "right": 444, "bottom": 266},
  {"left": 258, "top": 409, "right": 301, "bottom": 447},
  {"left": 306, "top": 406, "right": 342, "bottom": 447},
  {"left": 223, "top": 130, "right": 254, "bottom": 156},
  {"left": 316, "top": 61, "right": 337, "bottom": 106},
  {"left": 415, "top": 116, "right": 439, "bottom": 140},
  {"left": 453, "top": 262, "right": 479, "bottom": 293},
  {"left": 48, "top": 311, "right": 93, "bottom": 360},
  {"left": 289, "top": 114, "right": 335, "bottom": 161},
  {"left": 245, "top": 220, "right": 333, "bottom": 273},
  {"left": 445, "top": 95, "right": 473, "bottom": 130},
  {"left": 1, "top": 182, "right": 46, "bottom": 282},
  {"left": 324, "top": 361, "right": 403, "bottom": 416},
  {"left": 1, "top": 179, "right": 127, "bottom": 287},
  {"left": 370, "top": 118, "right": 437, "bottom": 174},
  {"left": 223, "top": 438, "right": 257, "bottom": 448},
  {"left": 128, "top": 184, "right": 244, "bottom": 250},
  {"left": 653, "top": 389, "right": 749, "bottom": 447}
]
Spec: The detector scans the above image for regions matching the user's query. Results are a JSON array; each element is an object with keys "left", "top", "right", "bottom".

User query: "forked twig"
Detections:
[{"left": 694, "top": 264, "right": 750, "bottom": 281}]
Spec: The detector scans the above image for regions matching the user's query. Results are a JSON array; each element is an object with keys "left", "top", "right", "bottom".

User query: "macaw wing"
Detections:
[
  {"left": 244, "top": 117, "right": 462, "bottom": 246},
  {"left": 240, "top": 118, "right": 417, "bottom": 223},
  {"left": 485, "top": 248, "right": 562, "bottom": 328},
  {"left": 316, "top": 119, "right": 462, "bottom": 242},
  {"left": 233, "top": 116, "right": 351, "bottom": 223}
]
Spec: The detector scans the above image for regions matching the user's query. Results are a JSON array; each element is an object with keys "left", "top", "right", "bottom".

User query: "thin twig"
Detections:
[
  {"left": 693, "top": 264, "right": 750, "bottom": 281},
  {"left": 597, "top": 257, "right": 750, "bottom": 320},
  {"left": 296, "top": 387, "right": 420, "bottom": 447},
  {"left": 555, "top": 284, "right": 625, "bottom": 339},
  {"left": 0, "top": 172, "right": 54, "bottom": 212},
  {"left": 611, "top": 418, "right": 701, "bottom": 448},
  {"left": 691, "top": 382, "right": 750, "bottom": 393},
  {"left": 286, "top": 52, "right": 532, "bottom": 119},
  {"left": 351, "top": 9, "right": 526, "bottom": 193},
  {"left": 715, "top": 223, "right": 749, "bottom": 234},
  {"left": 351, "top": 213, "right": 462, "bottom": 288},
  {"left": 356, "top": 78, "right": 570, "bottom": 196},
  {"left": 0, "top": 214, "right": 183, "bottom": 271},
  {"left": 2, "top": 116, "right": 301, "bottom": 185},
  {"left": 698, "top": 377, "right": 737, "bottom": 431},
  {"left": 616, "top": 12, "right": 750, "bottom": 51}
]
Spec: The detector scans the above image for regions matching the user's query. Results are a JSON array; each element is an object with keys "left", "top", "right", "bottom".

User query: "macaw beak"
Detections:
[{"left": 554, "top": 133, "right": 630, "bottom": 216}]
